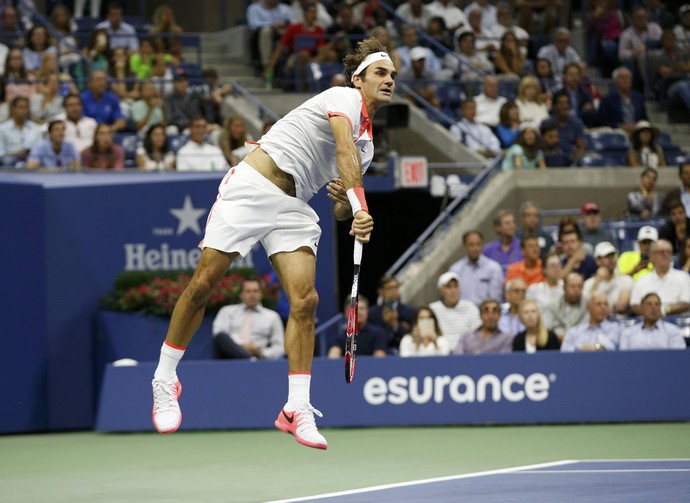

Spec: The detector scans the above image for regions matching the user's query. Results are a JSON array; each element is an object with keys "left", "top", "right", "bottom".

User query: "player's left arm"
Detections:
[{"left": 329, "top": 115, "right": 373, "bottom": 242}]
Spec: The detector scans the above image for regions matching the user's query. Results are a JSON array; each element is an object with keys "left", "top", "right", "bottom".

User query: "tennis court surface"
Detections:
[{"left": 268, "top": 459, "right": 690, "bottom": 503}]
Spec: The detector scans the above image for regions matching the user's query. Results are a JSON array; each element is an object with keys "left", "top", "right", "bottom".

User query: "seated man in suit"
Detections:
[
  {"left": 597, "top": 66, "right": 648, "bottom": 134},
  {"left": 368, "top": 275, "right": 417, "bottom": 351},
  {"left": 328, "top": 295, "right": 388, "bottom": 358}
]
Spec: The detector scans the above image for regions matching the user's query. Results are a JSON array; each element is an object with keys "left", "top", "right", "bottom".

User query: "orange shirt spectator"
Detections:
[{"left": 506, "top": 236, "right": 546, "bottom": 286}]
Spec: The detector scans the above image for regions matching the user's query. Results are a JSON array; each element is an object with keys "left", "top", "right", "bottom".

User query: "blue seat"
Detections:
[
  {"left": 580, "top": 153, "right": 607, "bottom": 168},
  {"left": 167, "top": 135, "right": 188, "bottom": 153},
  {"left": 178, "top": 61, "right": 202, "bottom": 78},
  {"left": 113, "top": 133, "right": 139, "bottom": 160},
  {"left": 584, "top": 131, "right": 631, "bottom": 152},
  {"left": 436, "top": 82, "right": 464, "bottom": 111},
  {"left": 305, "top": 62, "right": 344, "bottom": 92},
  {"left": 498, "top": 80, "right": 517, "bottom": 101}
]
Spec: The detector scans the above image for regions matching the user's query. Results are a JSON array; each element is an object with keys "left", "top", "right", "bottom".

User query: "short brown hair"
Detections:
[{"left": 343, "top": 37, "right": 390, "bottom": 86}]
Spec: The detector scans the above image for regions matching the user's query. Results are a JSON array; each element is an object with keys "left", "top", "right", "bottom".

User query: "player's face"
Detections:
[{"left": 355, "top": 60, "right": 396, "bottom": 109}]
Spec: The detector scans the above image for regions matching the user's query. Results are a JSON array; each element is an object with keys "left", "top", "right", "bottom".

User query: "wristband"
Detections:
[{"left": 346, "top": 187, "right": 368, "bottom": 216}]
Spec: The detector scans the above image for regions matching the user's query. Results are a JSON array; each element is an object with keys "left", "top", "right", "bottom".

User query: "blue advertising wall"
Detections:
[
  {"left": 96, "top": 351, "right": 690, "bottom": 432},
  {"left": 0, "top": 173, "right": 337, "bottom": 433}
]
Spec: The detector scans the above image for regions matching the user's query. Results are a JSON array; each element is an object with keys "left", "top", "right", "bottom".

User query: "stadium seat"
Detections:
[
  {"left": 544, "top": 153, "right": 571, "bottom": 167},
  {"left": 167, "top": 135, "right": 188, "bottom": 153},
  {"left": 584, "top": 131, "right": 631, "bottom": 152},
  {"left": 113, "top": 133, "right": 139, "bottom": 161},
  {"left": 178, "top": 61, "right": 202, "bottom": 78},
  {"left": 436, "top": 82, "right": 464, "bottom": 112},
  {"left": 305, "top": 62, "right": 344, "bottom": 93},
  {"left": 579, "top": 153, "right": 607, "bottom": 168},
  {"left": 498, "top": 80, "right": 517, "bottom": 101}
]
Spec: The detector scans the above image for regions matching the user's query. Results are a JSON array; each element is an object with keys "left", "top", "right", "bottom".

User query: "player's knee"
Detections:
[
  {"left": 290, "top": 289, "right": 319, "bottom": 319},
  {"left": 185, "top": 277, "right": 213, "bottom": 306}
]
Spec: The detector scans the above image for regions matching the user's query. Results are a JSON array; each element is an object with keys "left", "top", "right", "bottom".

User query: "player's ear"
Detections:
[{"left": 352, "top": 74, "right": 362, "bottom": 89}]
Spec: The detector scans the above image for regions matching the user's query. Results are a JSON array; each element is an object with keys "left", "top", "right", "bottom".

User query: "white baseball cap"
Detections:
[
  {"left": 594, "top": 241, "right": 617, "bottom": 258},
  {"left": 637, "top": 226, "right": 658, "bottom": 242},
  {"left": 410, "top": 46, "right": 427, "bottom": 61},
  {"left": 437, "top": 271, "right": 460, "bottom": 288}
]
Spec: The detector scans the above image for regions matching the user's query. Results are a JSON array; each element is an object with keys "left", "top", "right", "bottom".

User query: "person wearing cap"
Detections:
[
  {"left": 543, "top": 271, "right": 589, "bottom": 340},
  {"left": 663, "top": 161, "right": 690, "bottom": 216},
  {"left": 673, "top": 4, "right": 690, "bottom": 51},
  {"left": 627, "top": 167, "right": 664, "bottom": 219},
  {"left": 506, "top": 236, "right": 545, "bottom": 287},
  {"left": 658, "top": 198, "right": 690, "bottom": 254},
  {"left": 449, "top": 230, "right": 504, "bottom": 307},
  {"left": 150, "top": 38, "right": 396, "bottom": 450},
  {"left": 619, "top": 293, "right": 687, "bottom": 350},
  {"left": 617, "top": 225, "right": 657, "bottom": 280},
  {"left": 628, "top": 120, "right": 666, "bottom": 168},
  {"left": 483, "top": 210, "right": 524, "bottom": 275},
  {"left": 398, "top": 46, "right": 443, "bottom": 109},
  {"left": 561, "top": 292, "right": 620, "bottom": 352},
  {"left": 580, "top": 202, "right": 616, "bottom": 253},
  {"left": 429, "top": 271, "right": 481, "bottom": 350},
  {"left": 630, "top": 239, "right": 690, "bottom": 316},
  {"left": 583, "top": 241, "right": 634, "bottom": 314},
  {"left": 454, "top": 299, "right": 512, "bottom": 355}
]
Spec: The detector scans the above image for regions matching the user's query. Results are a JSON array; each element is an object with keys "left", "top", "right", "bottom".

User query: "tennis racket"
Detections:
[{"left": 344, "top": 240, "right": 363, "bottom": 384}]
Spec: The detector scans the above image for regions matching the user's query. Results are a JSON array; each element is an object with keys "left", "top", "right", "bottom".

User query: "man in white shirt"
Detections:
[
  {"left": 620, "top": 293, "right": 686, "bottom": 350},
  {"left": 396, "top": 0, "right": 434, "bottom": 31},
  {"left": 630, "top": 239, "right": 690, "bottom": 315},
  {"left": 537, "top": 27, "right": 581, "bottom": 83},
  {"left": 0, "top": 96, "right": 42, "bottom": 167},
  {"left": 59, "top": 94, "right": 97, "bottom": 153},
  {"left": 464, "top": 0, "right": 497, "bottom": 32},
  {"left": 428, "top": 0, "right": 467, "bottom": 33},
  {"left": 491, "top": 2, "right": 529, "bottom": 55},
  {"left": 96, "top": 3, "right": 139, "bottom": 53},
  {"left": 561, "top": 292, "right": 620, "bottom": 351},
  {"left": 449, "top": 229, "right": 504, "bottom": 306},
  {"left": 429, "top": 271, "right": 482, "bottom": 350},
  {"left": 474, "top": 75, "right": 507, "bottom": 127},
  {"left": 176, "top": 117, "right": 227, "bottom": 172},
  {"left": 527, "top": 253, "right": 564, "bottom": 310},
  {"left": 450, "top": 98, "right": 501, "bottom": 157},
  {"left": 618, "top": 6, "right": 662, "bottom": 65},
  {"left": 583, "top": 242, "right": 634, "bottom": 314},
  {"left": 213, "top": 278, "right": 285, "bottom": 360}
]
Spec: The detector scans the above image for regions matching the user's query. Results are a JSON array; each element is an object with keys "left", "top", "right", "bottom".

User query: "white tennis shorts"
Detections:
[{"left": 201, "top": 161, "right": 321, "bottom": 258}]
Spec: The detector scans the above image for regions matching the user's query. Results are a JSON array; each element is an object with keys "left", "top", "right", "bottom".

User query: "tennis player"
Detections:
[{"left": 151, "top": 38, "right": 397, "bottom": 450}]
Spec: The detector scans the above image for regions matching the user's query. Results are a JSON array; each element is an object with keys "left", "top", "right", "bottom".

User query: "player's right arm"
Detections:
[{"left": 329, "top": 115, "right": 373, "bottom": 242}]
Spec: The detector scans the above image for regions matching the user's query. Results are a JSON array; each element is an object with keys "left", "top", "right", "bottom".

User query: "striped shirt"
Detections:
[{"left": 429, "top": 299, "right": 481, "bottom": 351}]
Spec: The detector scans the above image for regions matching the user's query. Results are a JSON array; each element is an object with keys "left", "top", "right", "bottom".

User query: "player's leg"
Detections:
[
  {"left": 152, "top": 247, "right": 238, "bottom": 433},
  {"left": 270, "top": 247, "right": 327, "bottom": 450}
]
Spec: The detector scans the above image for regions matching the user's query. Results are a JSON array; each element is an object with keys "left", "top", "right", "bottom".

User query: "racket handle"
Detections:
[{"left": 353, "top": 239, "right": 363, "bottom": 266}]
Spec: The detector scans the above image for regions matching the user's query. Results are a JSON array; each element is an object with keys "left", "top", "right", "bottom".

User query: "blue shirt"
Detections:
[
  {"left": 483, "top": 237, "right": 523, "bottom": 275},
  {"left": 449, "top": 255, "right": 504, "bottom": 306},
  {"left": 540, "top": 116, "right": 584, "bottom": 156},
  {"left": 28, "top": 139, "right": 80, "bottom": 169},
  {"left": 95, "top": 20, "right": 139, "bottom": 52},
  {"left": 0, "top": 120, "right": 43, "bottom": 157},
  {"left": 561, "top": 320, "right": 621, "bottom": 352},
  {"left": 499, "top": 306, "right": 525, "bottom": 337},
  {"left": 619, "top": 321, "right": 686, "bottom": 350},
  {"left": 246, "top": 2, "right": 294, "bottom": 31},
  {"left": 562, "top": 253, "right": 598, "bottom": 280},
  {"left": 80, "top": 90, "right": 124, "bottom": 125}
]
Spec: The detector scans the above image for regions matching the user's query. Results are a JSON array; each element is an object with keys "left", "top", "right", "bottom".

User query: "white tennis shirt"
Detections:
[{"left": 258, "top": 86, "right": 374, "bottom": 202}]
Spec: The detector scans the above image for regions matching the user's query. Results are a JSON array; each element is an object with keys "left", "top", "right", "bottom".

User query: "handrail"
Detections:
[
  {"left": 385, "top": 155, "right": 502, "bottom": 278},
  {"left": 395, "top": 81, "right": 456, "bottom": 127},
  {"left": 230, "top": 81, "right": 282, "bottom": 122}
]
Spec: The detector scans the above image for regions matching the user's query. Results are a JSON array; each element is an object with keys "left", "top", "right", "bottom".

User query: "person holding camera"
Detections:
[
  {"left": 368, "top": 275, "right": 417, "bottom": 351},
  {"left": 399, "top": 307, "right": 450, "bottom": 357}
]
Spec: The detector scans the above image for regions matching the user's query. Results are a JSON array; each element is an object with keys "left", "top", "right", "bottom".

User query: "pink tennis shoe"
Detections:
[{"left": 275, "top": 404, "right": 328, "bottom": 450}]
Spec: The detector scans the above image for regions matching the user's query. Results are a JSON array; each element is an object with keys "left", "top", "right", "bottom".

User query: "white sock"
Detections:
[
  {"left": 154, "top": 342, "right": 185, "bottom": 381},
  {"left": 285, "top": 373, "right": 311, "bottom": 410}
]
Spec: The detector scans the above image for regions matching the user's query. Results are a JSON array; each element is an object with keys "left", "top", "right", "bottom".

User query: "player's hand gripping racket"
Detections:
[{"left": 344, "top": 240, "right": 363, "bottom": 384}]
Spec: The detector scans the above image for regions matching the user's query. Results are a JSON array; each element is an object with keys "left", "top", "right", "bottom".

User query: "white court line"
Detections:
[
  {"left": 263, "top": 460, "right": 577, "bottom": 503},
  {"left": 517, "top": 469, "right": 690, "bottom": 474},
  {"left": 570, "top": 458, "right": 690, "bottom": 462}
]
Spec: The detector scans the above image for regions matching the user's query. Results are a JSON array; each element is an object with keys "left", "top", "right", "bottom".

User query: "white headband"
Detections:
[{"left": 351, "top": 52, "right": 393, "bottom": 83}]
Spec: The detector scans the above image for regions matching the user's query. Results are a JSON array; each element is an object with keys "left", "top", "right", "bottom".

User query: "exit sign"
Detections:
[{"left": 396, "top": 156, "right": 428, "bottom": 188}]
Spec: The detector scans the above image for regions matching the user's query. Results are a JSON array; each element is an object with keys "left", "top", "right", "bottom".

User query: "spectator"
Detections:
[
  {"left": 30, "top": 73, "right": 64, "bottom": 124},
  {"left": 659, "top": 198, "right": 690, "bottom": 254},
  {"left": 265, "top": 3, "right": 329, "bottom": 91},
  {"left": 427, "top": 17, "right": 451, "bottom": 57},
  {"left": 429, "top": 272, "right": 482, "bottom": 350},
  {"left": 129, "top": 38, "right": 159, "bottom": 81},
  {"left": 517, "top": 200, "right": 555, "bottom": 257},
  {"left": 131, "top": 81, "right": 166, "bottom": 135},
  {"left": 540, "top": 91, "right": 586, "bottom": 161},
  {"left": 628, "top": 120, "right": 667, "bottom": 169},
  {"left": 587, "top": 0, "right": 625, "bottom": 77},
  {"left": 540, "top": 122, "right": 566, "bottom": 165},
  {"left": 583, "top": 241, "right": 634, "bottom": 314},
  {"left": 80, "top": 123, "right": 124, "bottom": 170},
  {"left": 0, "top": 5, "right": 26, "bottom": 48},
  {"left": 291, "top": 0, "right": 332, "bottom": 30},
  {"left": 496, "top": 100, "right": 520, "bottom": 148},
  {"left": 561, "top": 292, "right": 619, "bottom": 351},
  {"left": 175, "top": 116, "right": 226, "bottom": 172},
  {"left": 148, "top": 4, "right": 185, "bottom": 60},
  {"left": 396, "top": 26, "right": 442, "bottom": 75},
  {"left": 516, "top": 75, "right": 549, "bottom": 125},
  {"left": 475, "top": 75, "right": 507, "bottom": 127},
  {"left": 96, "top": 2, "right": 140, "bottom": 54},
  {"left": 543, "top": 271, "right": 589, "bottom": 339},
  {"left": 515, "top": 0, "right": 560, "bottom": 36},
  {"left": 165, "top": 73, "right": 210, "bottom": 134},
  {"left": 60, "top": 94, "right": 98, "bottom": 153},
  {"left": 513, "top": 299, "right": 561, "bottom": 352},
  {"left": 560, "top": 224, "right": 598, "bottom": 280},
  {"left": 449, "top": 99, "right": 501, "bottom": 158},
  {"left": 506, "top": 236, "right": 546, "bottom": 286},
  {"left": 597, "top": 66, "right": 648, "bottom": 133},
  {"left": 535, "top": 57, "right": 559, "bottom": 98},
  {"left": 491, "top": 2, "right": 529, "bottom": 55},
  {"left": 396, "top": 0, "right": 434, "bottom": 31},
  {"left": 328, "top": 295, "right": 388, "bottom": 358},
  {"left": 367, "top": 275, "right": 417, "bottom": 351},
  {"left": 644, "top": 0, "right": 675, "bottom": 30},
  {"left": 212, "top": 277, "right": 285, "bottom": 360},
  {"left": 558, "top": 62, "right": 597, "bottom": 127},
  {"left": 22, "top": 25, "right": 56, "bottom": 75},
  {"left": 493, "top": 31, "right": 526, "bottom": 77},
  {"left": 4, "top": 46, "right": 35, "bottom": 102},
  {"left": 464, "top": 0, "right": 497, "bottom": 32},
  {"left": 201, "top": 68, "right": 233, "bottom": 126},
  {"left": 215, "top": 115, "right": 254, "bottom": 166},
  {"left": 50, "top": 5, "right": 80, "bottom": 69},
  {"left": 501, "top": 125, "right": 546, "bottom": 170},
  {"left": 630, "top": 239, "right": 690, "bottom": 315},
  {"left": 628, "top": 167, "right": 665, "bottom": 218},
  {"left": 617, "top": 225, "right": 657, "bottom": 280},
  {"left": 483, "top": 210, "right": 524, "bottom": 274},
  {"left": 73, "top": 29, "right": 110, "bottom": 90},
  {"left": 428, "top": 0, "right": 468, "bottom": 33},
  {"left": 499, "top": 279, "right": 527, "bottom": 336},
  {"left": 580, "top": 202, "right": 615, "bottom": 252},
  {"left": 136, "top": 124, "right": 174, "bottom": 171},
  {"left": 399, "top": 46, "right": 443, "bottom": 109},
  {"left": 80, "top": 70, "right": 126, "bottom": 132},
  {"left": 444, "top": 31, "right": 494, "bottom": 83},
  {"left": 246, "top": 0, "right": 295, "bottom": 74},
  {"left": 73, "top": 0, "right": 101, "bottom": 19},
  {"left": 398, "top": 306, "right": 451, "bottom": 357},
  {"left": 352, "top": 0, "right": 388, "bottom": 32},
  {"left": 34, "top": 53, "right": 77, "bottom": 97},
  {"left": 678, "top": 236, "right": 690, "bottom": 273},
  {"left": 449, "top": 229, "right": 504, "bottom": 306},
  {"left": 536, "top": 27, "right": 582, "bottom": 83},
  {"left": 526, "top": 253, "right": 564, "bottom": 310},
  {"left": 674, "top": 4, "right": 690, "bottom": 51},
  {"left": 26, "top": 120, "right": 79, "bottom": 170},
  {"left": 463, "top": 6, "right": 496, "bottom": 56},
  {"left": 149, "top": 52, "right": 176, "bottom": 97},
  {"left": 108, "top": 46, "right": 139, "bottom": 104},
  {"left": 324, "top": 4, "right": 367, "bottom": 62},
  {"left": 620, "top": 292, "right": 687, "bottom": 350},
  {"left": 654, "top": 30, "right": 690, "bottom": 113},
  {"left": 454, "top": 298, "right": 512, "bottom": 355},
  {"left": 663, "top": 161, "right": 690, "bottom": 216},
  {"left": 618, "top": 6, "right": 662, "bottom": 68},
  {"left": 0, "top": 96, "right": 41, "bottom": 167}
]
